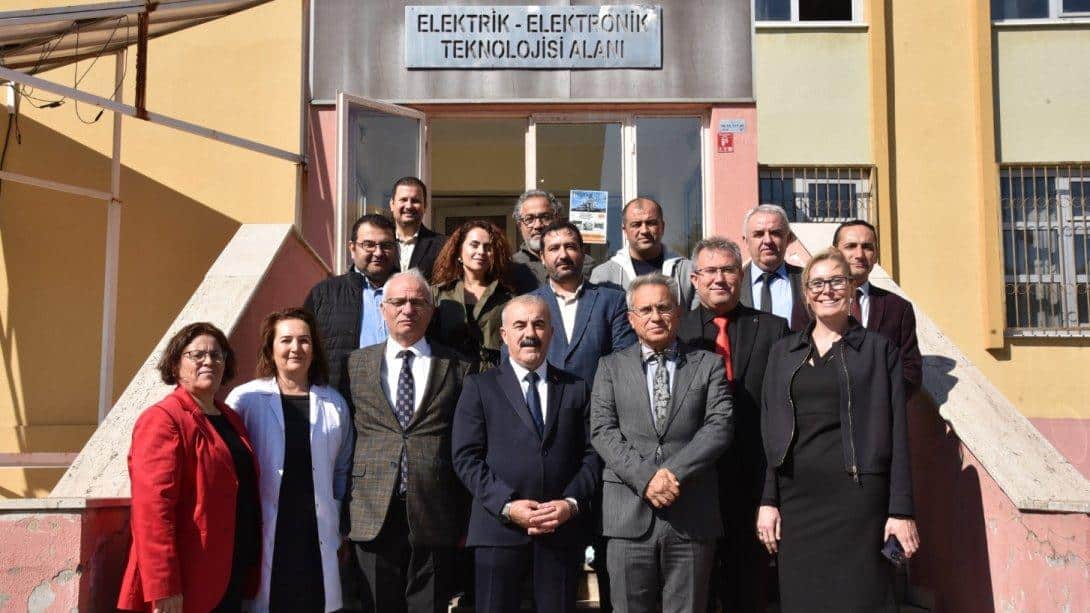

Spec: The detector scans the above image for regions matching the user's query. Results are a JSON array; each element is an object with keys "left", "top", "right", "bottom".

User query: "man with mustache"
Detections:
[
  {"left": 590, "top": 197, "right": 696, "bottom": 308},
  {"left": 678, "top": 237, "right": 790, "bottom": 613},
  {"left": 739, "top": 204, "right": 809, "bottom": 331},
  {"left": 389, "top": 176, "right": 447, "bottom": 282},
  {"left": 305, "top": 213, "right": 398, "bottom": 397},
  {"left": 452, "top": 295, "right": 601, "bottom": 613},
  {"left": 510, "top": 190, "right": 596, "bottom": 293}
]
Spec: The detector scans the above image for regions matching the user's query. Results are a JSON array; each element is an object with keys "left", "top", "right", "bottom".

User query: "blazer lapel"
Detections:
[
  {"left": 662, "top": 347, "right": 699, "bottom": 435},
  {"left": 739, "top": 269, "right": 754, "bottom": 307},
  {"left": 621, "top": 344, "right": 656, "bottom": 436},
  {"left": 729, "top": 311, "right": 758, "bottom": 381},
  {"left": 564, "top": 287, "right": 597, "bottom": 361},
  {"left": 542, "top": 289, "right": 569, "bottom": 347},
  {"left": 408, "top": 353, "right": 449, "bottom": 430},
  {"left": 357, "top": 344, "right": 402, "bottom": 431},
  {"left": 542, "top": 366, "right": 565, "bottom": 447},
  {"left": 497, "top": 360, "right": 542, "bottom": 440},
  {"left": 866, "top": 287, "right": 885, "bottom": 332}
]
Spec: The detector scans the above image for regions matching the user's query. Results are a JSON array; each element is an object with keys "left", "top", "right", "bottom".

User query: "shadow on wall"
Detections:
[{"left": 0, "top": 113, "right": 239, "bottom": 496}]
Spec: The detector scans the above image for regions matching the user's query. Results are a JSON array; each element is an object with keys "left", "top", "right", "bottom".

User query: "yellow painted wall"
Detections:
[
  {"left": 755, "top": 28, "right": 873, "bottom": 164},
  {"left": 888, "top": 3, "right": 1090, "bottom": 421},
  {"left": 994, "top": 26, "right": 1090, "bottom": 163},
  {"left": 0, "top": 1, "right": 302, "bottom": 496}
]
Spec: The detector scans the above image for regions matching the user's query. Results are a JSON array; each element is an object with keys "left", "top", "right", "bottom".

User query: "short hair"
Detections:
[
  {"left": 540, "top": 220, "right": 585, "bottom": 249},
  {"left": 501, "top": 294, "right": 551, "bottom": 326},
  {"left": 626, "top": 273, "right": 679, "bottom": 309},
  {"left": 349, "top": 213, "right": 395, "bottom": 242},
  {"left": 832, "top": 219, "right": 878, "bottom": 248},
  {"left": 621, "top": 197, "right": 663, "bottom": 223},
  {"left": 384, "top": 269, "right": 434, "bottom": 305},
  {"left": 157, "top": 322, "right": 236, "bottom": 386},
  {"left": 513, "top": 190, "right": 561, "bottom": 220},
  {"left": 741, "top": 204, "right": 791, "bottom": 236},
  {"left": 691, "top": 236, "right": 742, "bottom": 265},
  {"left": 255, "top": 308, "right": 329, "bottom": 385},
  {"left": 431, "top": 220, "right": 514, "bottom": 289},
  {"left": 390, "top": 176, "right": 428, "bottom": 203},
  {"left": 801, "top": 248, "right": 852, "bottom": 287}
]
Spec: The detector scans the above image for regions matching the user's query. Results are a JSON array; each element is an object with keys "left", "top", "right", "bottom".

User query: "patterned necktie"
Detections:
[
  {"left": 394, "top": 350, "right": 414, "bottom": 495},
  {"left": 650, "top": 352, "right": 672, "bottom": 433},
  {"left": 712, "top": 315, "right": 735, "bottom": 386},
  {"left": 759, "top": 272, "right": 775, "bottom": 314},
  {"left": 851, "top": 288, "right": 863, "bottom": 324},
  {"left": 525, "top": 371, "right": 544, "bottom": 437}
]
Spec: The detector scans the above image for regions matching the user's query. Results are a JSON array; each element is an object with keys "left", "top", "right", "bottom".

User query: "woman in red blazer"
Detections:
[{"left": 118, "top": 322, "right": 261, "bottom": 613}]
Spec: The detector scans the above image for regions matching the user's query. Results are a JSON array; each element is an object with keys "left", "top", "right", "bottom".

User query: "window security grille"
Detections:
[{"left": 758, "top": 166, "right": 874, "bottom": 224}]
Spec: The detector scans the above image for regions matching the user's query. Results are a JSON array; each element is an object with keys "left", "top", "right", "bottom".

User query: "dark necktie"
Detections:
[
  {"left": 712, "top": 315, "right": 735, "bottom": 386},
  {"left": 394, "top": 350, "right": 414, "bottom": 495},
  {"left": 649, "top": 352, "right": 673, "bottom": 433},
  {"left": 851, "top": 288, "right": 863, "bottom": 324},
  {"left": 760, "top": 272, "right": 775, "bottom": 314},
  {"left": 525, "top": 371, "right": 544, "bottom": 437}
]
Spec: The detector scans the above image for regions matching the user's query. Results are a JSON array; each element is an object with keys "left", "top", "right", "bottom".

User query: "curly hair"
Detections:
[
  {"left": 157, "top": 322, "right": 236, "bottom": 386},
  {"left": 431, "top": 220, "right": 513, "bottom": 289},
  {"left": 254, "top": 307, "right": 330, "bottom": 386}
]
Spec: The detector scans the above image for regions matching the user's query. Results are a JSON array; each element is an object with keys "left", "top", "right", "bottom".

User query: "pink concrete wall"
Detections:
[
  {"left": 708, "top": 105, "right": 759, "bottom": 243},
  {"left": 1031, "top": 417, "right": 1090, "bottom": 480},
  {"left": 304, "top": 106, "right": 338, "bottom": 270}
]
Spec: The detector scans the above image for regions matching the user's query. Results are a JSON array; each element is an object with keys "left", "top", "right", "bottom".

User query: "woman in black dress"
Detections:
[{"left": 757, "top": 249, "right": 920, "bottom": 612}]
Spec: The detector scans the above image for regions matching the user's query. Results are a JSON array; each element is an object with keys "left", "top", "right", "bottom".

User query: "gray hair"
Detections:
[
  {"left": 385, "top": 269, "right": 433, "bottom": 305},
  {"left": 501, "top": 294, "right": 552, "bottom": 326},
  {"left": 626, "top": 273, "right": 679, "bottom": 309},
  {"left": 691, "top": 236, "right": 742, "bottom": 265},
  {"left": 513, "top": 190, "right": 561, "bottom": 220},
  {"left": 741, "top": 204, "right": 792, "bottom": 236}
]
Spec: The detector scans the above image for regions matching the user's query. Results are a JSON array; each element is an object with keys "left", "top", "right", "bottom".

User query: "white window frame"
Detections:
[
  {"left": 993, "top": 0, "right": 1090, "bottom": 21},
  {"left": 753, "top": 0, "right": 864, "bottom": 24}
]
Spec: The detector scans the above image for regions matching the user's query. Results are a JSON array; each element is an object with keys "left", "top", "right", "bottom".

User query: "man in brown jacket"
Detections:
[{"left": 345, "top": 269, "right": 472, "bottom": 613}]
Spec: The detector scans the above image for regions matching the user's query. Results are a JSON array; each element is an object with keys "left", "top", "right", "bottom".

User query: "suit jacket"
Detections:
[
  {"left": 866, "top": 285, "right": 923, "bottom": 398},
  {"left": 739, "top": 263, "right": 810, "bottom": 332},
  {"left": 119, "top": 386, "right": 259, "bottom": 613},
  {"left": 452, "top": 361, "right": 601, "bottom": 547},
  {"left": 590, "top": 342, "right": 734, "bottom": 540},
  {"left": 678, "top": 305, "right": 790, "bottom": 528},
  {"left": 405, "top": 225, "right": 447, "bottom": 282},
  {"left": 345, "top": 340, "right": 472, "bottom": 546},
  {"left": 529, "top": 281, "right": 636, "bottom": 386}
]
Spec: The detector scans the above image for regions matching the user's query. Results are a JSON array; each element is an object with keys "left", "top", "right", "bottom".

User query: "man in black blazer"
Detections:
[
  {"left": 389, "top": 176, "right": 447, "bottom": 282},
  {"left": 834, "top": 219, "right": 922, "bottom": 398},
  {"left": 452, "top": 295, "right": 601, "bottom": 613},
  {"left": 679, "top": 237, "right": 790, "bottom": 613},
  {"left": 739, "top": 204, "right": 809, "bottom": 331}
]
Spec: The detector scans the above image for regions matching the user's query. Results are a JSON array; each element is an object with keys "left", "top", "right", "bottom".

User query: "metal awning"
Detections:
[{"left": 0, "top": 0, "right": 271, "bottom": 76}]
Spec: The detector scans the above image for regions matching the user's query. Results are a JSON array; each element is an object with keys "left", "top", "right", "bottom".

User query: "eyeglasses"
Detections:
[
  {"left": 353, "top": 240, "right": 397, "bottom": 252},
  {"left": 629, "top": 303, "right": 677, "bottom": 319},
  {"left": 183, "top": 349, "right": 225, "bottom": 364},
  {"left": 384, "top": 297, "right": 431, "bottom": 309},
  {"left": 694, "top": 265, "right": 740, "bottom": 278},
  {"left": 805, "top": 276, "right": 850, "bottom": 293},
  {"left": 518, "top": 213, "right": 555, "bottom": 227}
]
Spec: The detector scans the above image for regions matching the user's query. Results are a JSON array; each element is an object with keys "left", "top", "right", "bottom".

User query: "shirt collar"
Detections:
[
  {"left": 385, "top": 336, "right": 431, "bottom": 362},
  {"left": 549, "top": 280, "right": 584, "bottom": 302},
  {"left": 352, "top": 266, "right": 383, "bottom": 290},
  {"left": 749, "top": 261, "right": 788, "bottom": 285},
  {"left": 509, "top": 357, "right": 548, "bottom": 383},
  {"left": 857, "top": 280, "right": 871, "bottom": 297},
  {"left": 396, "top": 229, "right": 420, "bottom": 244},
  {"left": 640, "top": 341, "right": 679, "bottom": 362}
]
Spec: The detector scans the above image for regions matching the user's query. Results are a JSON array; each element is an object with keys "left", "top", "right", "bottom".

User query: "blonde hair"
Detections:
[{"left": 800, "top": 249, "right": 852, "bottom": 317}]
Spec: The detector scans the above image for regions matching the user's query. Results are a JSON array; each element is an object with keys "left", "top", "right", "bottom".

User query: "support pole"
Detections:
[
  {"left": 135, "top": 9, "right": 148, "bottom": 120},
  {"left": 97, "top": 50, "right": 125, "bottom": 422}
]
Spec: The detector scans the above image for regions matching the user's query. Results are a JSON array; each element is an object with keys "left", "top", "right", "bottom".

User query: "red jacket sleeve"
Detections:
[{"left": 128, "top": 405, "right": 184, "bottom": 601}]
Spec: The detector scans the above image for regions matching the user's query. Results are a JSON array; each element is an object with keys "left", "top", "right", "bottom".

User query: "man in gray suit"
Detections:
[
  {"left": 345, "top": 269, "right": 472, "bottom": 613},
  {"left": 591, "top": 273, "right": 734, "bottom": 613}
]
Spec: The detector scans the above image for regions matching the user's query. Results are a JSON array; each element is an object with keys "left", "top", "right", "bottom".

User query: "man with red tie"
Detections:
[{"left": 678, "top": 237, "right": 790, "bottom": 613}]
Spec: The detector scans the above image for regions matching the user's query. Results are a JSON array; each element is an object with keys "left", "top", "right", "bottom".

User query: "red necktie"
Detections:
[
  {"left": 712, "top": 315, "right": 735, "bottom": 385},
  {"left": 851, "top": 289, "right": 863, "bottom": 324}
]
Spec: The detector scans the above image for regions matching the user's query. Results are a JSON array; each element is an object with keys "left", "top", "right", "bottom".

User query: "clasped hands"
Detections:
[
  {"left": 506, "top": 499, "right": 575, "bottom": 535},
  {"left": 644, "top": 468, "right": 680, "bottom": 508}
]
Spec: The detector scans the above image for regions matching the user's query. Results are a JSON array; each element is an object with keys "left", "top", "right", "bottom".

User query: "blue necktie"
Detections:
[
  {"left": 394, "top": 350, "right": 414, "bottom": 495},
  {"left": 525, "top": 371, "right": 544, "bottom": 437}
]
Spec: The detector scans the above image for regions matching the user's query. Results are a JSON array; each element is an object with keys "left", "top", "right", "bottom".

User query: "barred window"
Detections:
[
  {"left": 758, "top": 166, "right": 873, "bottom": 223},
  {"left": 1001, "top": 165, "right": 1090, "bottom": 334}
]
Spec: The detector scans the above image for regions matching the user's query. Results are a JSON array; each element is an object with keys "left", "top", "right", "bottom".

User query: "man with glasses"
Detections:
[
  {"left": 678, "top": 237, "right": 790, "bottom": 613},
  {"left": 305, "top": 213, "right": 398, "bottom": 398},
  {"left": 739, "top": 204, "right": 809, "bottom": 331},
  {"left": 591, "top": 273, "right": 733, "bottom": 613},
  {"left": 590, "top": 197, "right": 696, "bottom": 308},
  {"left": 389, "top": 176, "right": 447, "bottom": 282},
  {"left": 345, "top": 269, "right": 473, "bottom": 613},
  {"left": 510, "top": 190, "right": 595, "bottom": 293}
]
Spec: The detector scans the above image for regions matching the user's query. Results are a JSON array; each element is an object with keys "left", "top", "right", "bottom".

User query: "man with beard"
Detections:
[
  {"left": 389, "top": 176, "right": 447, "bottom": 282},
  {"left": 510, "top": 190, "right": 595, "bottom": 293},
  {"left": 678, "top": 237, "right": 790, "bottom": 613}
]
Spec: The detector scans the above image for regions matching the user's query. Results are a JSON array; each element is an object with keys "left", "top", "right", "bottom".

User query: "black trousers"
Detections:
[
  {"left": 351, "top": 498, "right": 455, "bottom": 613},
  {"left": 474, "top": 542, "right": 583, "bottom": 613}
]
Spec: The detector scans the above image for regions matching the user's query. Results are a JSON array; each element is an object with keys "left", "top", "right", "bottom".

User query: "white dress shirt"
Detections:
[
  {"left": 856, "top": 281, "right": 872, "bottom": 327},
  {"left": 549, "top": 281, "right": 584, "bottom": 342},
  {"left": 509, "top": 357, "right": 550, "bottom": 424},
  {"left": 381, "top": 337, "right": 432, "bottom": 413},
  {"left": 397, "top": 229, "right": 420, "bottom": 272},
  {"left": 749, "top": 261, "right": 794, "bottom": 323}
]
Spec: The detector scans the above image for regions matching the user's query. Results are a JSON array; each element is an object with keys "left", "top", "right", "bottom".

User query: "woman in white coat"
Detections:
[{"left": 226, "top": 307, "right": 353, "bottom": 613}]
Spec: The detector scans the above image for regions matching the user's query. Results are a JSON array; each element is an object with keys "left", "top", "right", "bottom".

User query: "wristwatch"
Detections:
[{"left": 500, "top": 502, "right": 513, "bottom": 524}]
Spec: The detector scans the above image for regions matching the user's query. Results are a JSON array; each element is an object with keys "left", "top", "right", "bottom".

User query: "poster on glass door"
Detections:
[{"left": 569, "top": 190, "right": 608, "bottom": 244}]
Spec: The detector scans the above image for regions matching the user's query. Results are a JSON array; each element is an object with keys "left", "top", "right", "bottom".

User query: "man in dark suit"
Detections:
[
  {"left": 739, "top": 204, "right": 809, "bottom": 331},
  {"left": 510, "top": 190, "right": 596, "bottom": 293},
  {"left": 834, "top": 219, "right": 922, "bottom": 397},
  {"left": 389, "top": 176, "right": 447, "bottom": 282},
  {"left": 678, "top": 237, "right": 790, "bottom": 613},
  {"left": 591, "top": 273, "right": 734, "bottom": 613},
  {"left": 452, "top": 295, "right": 601, "bottom": 613},
  {"left": 345, "top": 270, "right": 472, "bottom": 613}
]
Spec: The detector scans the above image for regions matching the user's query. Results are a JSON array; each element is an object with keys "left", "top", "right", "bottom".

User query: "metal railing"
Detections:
[
  {"left": 758, "top": 165, "right": 874, "bottom": 223},
  {"left": 1000, "top": 164, "right": 1090, "bottom": 335}
]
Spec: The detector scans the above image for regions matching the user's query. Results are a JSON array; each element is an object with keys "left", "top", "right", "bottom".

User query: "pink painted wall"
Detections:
[
  {"left": 1031, "top": 417, "right": 1090, "bottom": 480},
  {"left": 304, "top": 106, "right": 338, "bottom": 270},
  {"left": 708, "top": 105, "right": 759, "bottom": 243}
]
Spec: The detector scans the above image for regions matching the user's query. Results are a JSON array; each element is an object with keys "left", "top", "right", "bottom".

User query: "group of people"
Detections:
[{"left": 117, "top": 175, "right": 923, "bottom": 613}]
